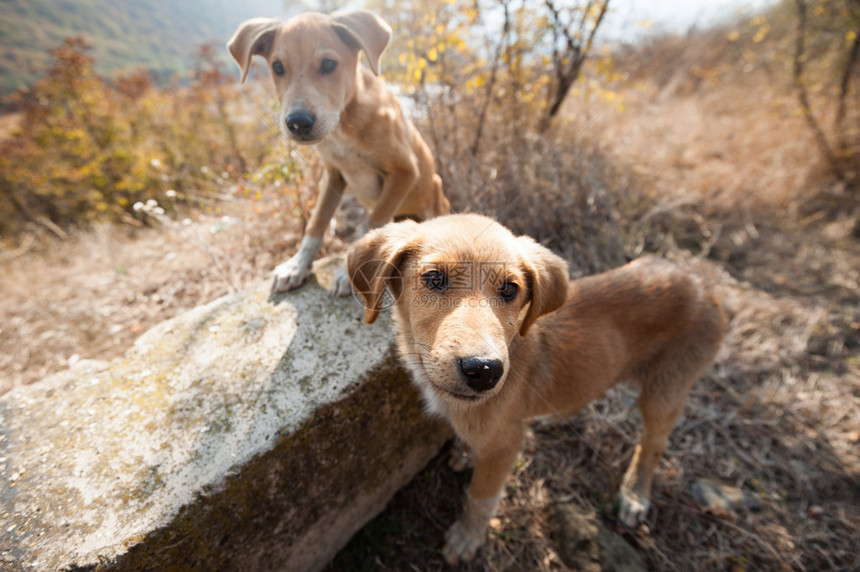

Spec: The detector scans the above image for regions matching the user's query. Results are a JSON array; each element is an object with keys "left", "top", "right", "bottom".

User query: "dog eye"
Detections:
[
  {"left": 320, "top": 58, "right": 338, "bottom": 75},
  {"left": 272, "top": 61, "right": 285, "bottom": 76},
  {"left": 422, "top": 270, "right": 447, "bottom": 292},
  {"left": 499, "top": 281, "right": 519, "bottom": 302}
]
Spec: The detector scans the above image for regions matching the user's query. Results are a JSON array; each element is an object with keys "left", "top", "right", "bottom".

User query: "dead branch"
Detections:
[
  {"left": 538, "top": 0, "right": 609, "bottom": 133},
  {"left": 471, "top": 0, "right": 511, "bottom": 157},
  {"left": 792, "top": 0, "right": 845, "bottom": 178},
  {"left": 835, "top": 10, "right": 860, "bottom": 154}
]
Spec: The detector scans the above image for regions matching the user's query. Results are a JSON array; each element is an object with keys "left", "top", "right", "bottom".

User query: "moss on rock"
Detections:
[{"left": 0, "top": 259, "right": 450, "bottom": 571}]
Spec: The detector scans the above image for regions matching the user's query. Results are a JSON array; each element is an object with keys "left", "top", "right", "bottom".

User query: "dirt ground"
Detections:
[{"left": 2, "top": 31, "right": 859, "bottom": 572}]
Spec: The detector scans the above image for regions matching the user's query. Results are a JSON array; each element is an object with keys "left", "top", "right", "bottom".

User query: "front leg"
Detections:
[
  {"left": 442, "top": 436, "right": 522, "bottom": 564},
  {"left": 272, "top": 169, "right": 345, "bottom": 293}
]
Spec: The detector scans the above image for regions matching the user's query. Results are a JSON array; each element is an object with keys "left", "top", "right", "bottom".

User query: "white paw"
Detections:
[
  {"left": 617, "top": 489, "right": 650, "bottom": 527},
  {"left": 441, "top": 494, "right": 500, "bottom": 564},
  {"left": 442, "top": 519, "right": 485, "bottom": 564},
  {"left": 271, "top": 254, "right": 312, "bottom": 293},
  {"left": 271, "top": 236, "right": 322, "bottom": 293},
  {"left": 330, "top": 266, "right": 353, "bottom": 297}
]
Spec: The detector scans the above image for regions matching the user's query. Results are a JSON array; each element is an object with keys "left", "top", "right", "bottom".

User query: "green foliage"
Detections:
[
  {"left": 0, "top": 38, "right": 287, "bottom": 238},
  {"left": 0, "top": 38, "right": 156, "bottom": 235}
]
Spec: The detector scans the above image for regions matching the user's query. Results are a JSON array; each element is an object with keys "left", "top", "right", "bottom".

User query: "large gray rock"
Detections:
[{"left": 0, "top": 258, "right": 450, "bottom": 571}]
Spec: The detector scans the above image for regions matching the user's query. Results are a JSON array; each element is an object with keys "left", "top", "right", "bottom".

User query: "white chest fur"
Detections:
[{"left": 315, "top": 128, "right": 383, "bottom": 209}]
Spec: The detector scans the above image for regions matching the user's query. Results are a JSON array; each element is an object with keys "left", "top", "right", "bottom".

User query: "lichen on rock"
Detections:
[{"left": 0, "top": 258, "right": 449, "bottom": 571}]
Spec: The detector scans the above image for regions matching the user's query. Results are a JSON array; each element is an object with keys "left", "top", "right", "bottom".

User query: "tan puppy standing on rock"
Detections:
[
  {"left": 347, "top": 214, "right": 727, "bottom": 563},
  {"left": 228, "top": 11, "right": 449, "bottom": 296}
]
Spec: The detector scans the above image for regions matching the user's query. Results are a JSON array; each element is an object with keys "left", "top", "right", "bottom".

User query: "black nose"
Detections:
[
  {"left": 458, "top": 357, "right": 504, "bottom": 392},
  {"left": 286, "top": 110, "right": 315, "bottom": 137}
]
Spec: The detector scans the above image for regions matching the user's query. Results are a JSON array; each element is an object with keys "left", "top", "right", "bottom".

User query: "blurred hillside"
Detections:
[{"left": 0, "top": 0, "right": 287, "bottom": 99}]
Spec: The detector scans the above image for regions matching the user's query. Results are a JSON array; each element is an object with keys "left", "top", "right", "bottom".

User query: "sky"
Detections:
[
  {"left": 291, "top": 0, "right": 778, "bottom": 44},
  {"left": 465, "top": 0, "right": 779, "bottom": 47},
  {"left": 598, "top": 0, "right": 777, "bottom": 41}
]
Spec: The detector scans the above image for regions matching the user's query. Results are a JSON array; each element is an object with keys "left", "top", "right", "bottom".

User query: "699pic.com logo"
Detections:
[{"left": 350, "top": 259, "right": 402, "bottom": 312}]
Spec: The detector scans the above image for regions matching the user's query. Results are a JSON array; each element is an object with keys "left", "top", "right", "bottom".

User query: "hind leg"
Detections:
[{"left": 618, "top": 383, "right": 691, "bottom": 527}]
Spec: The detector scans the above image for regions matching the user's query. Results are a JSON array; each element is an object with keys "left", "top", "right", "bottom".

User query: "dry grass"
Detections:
[
  {"left": 0, "top": 203, "right": 277, "bottom": 395},
  {"left": 2, "top": 21, "right": 859, "bottom": 572},
  {"left": 0, "top": 166, "right": 359, "bottom": 395}
]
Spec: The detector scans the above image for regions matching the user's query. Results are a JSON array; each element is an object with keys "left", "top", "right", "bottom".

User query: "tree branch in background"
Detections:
[
  {"left": 835, "top": 7, "right": 860, "bottom": 155},
  {"left": 471, "top": 0, "right": 510, "bottom": 157},
  {"left": 792, "top": 0, "right": 844, "bottom": 179},
  {"left": 538, "top": 0, "right": 609, "bottom": 133}
]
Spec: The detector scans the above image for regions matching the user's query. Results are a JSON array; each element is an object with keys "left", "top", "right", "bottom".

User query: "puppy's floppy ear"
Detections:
[
  {"left": 227, "top": 18, "right": 280, "bottom": 83},
  {"left": 516, "top": 236, "right": 570, "bottom": 336},
  {"left": 331, "top": 11, "right": 392, "bottom": 76},
  {"left": 347, "top": 220, "right": 420, "bottom": 324}
]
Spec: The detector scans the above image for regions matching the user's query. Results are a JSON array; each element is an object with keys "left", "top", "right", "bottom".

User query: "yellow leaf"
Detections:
[
  {"left": 728, "top": 31, "right": 740, "bottom": 42},
  {"left": 753, "top": 25, "right": 769, "bottom": 43},
  {"left": 428, "top": 47, "right": 438, "bottom": 62}
]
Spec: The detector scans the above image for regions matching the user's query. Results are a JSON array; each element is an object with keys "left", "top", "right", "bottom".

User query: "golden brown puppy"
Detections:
[
  {"left": 228, "top": 11, "right": 449, "bottom": 296},
  {"left": 347, "top": 214, "right": 727, "bottom": 563}
]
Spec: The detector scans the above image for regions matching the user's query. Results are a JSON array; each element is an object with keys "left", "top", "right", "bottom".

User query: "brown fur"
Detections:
[
  {"left": 347, "top": 214, "right": 727, "bottom": 563},
  {"left": 228, "top": 11, "right": 449, "bottom": 295}
]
